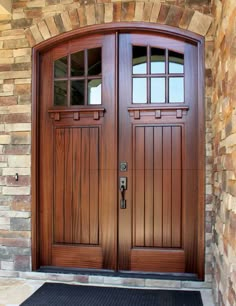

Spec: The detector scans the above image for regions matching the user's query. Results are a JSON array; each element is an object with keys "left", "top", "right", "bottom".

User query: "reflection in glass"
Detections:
[
  {"left": 132, "top": 78, "right": 147, "bottom": 103},
  {"left": 71, "top": 51, "right": 84, "bottom": 76},
  {"left": 54, "top": 81, "right": 67, "bottom": 106},
  {"left": 54, "top": 57, "right": 67, "bottom": 78},
  {"left": 169, "top": 51, "right": 184, "bottom": 74},
  {"left": 71, "top": 80, "right": 85, "bottom": 105},
  {"left": 132, "top": 46, "right": 147, "bottom": 74},
  {"left": 88, "top": 79, "right": 102, "bottom": 105},
  {"left": 169, "top": 77, "right": 184, "bottom": 103},
  {"left": 151, "top": 48, "right": 165, "bottom": 74},
  {"left": 88, "top": 48, "right": 102, "bottom": 76},
  {"left": 151, "top": 78, "right": 165, "bottom": 103}
]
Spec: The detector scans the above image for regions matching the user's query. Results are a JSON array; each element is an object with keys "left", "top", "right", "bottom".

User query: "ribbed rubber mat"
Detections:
[{"left": 21, "top": 282, "right": 203, "bottom": 306}]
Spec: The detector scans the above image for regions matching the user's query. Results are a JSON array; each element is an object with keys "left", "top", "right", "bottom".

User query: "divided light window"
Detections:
[
  {"left": 53, "top": 47, "right": 102, "bottom": 106},
  {"left": 132, "top": 46, "right": 184, "bottom": 104}
]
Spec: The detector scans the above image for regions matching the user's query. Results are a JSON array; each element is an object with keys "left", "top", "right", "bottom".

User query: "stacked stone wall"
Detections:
[
  {"left": 0, "top": 0, "right": 214, "bottom": 292},
  {"left": 211, "top": 0, "right": 236, "bottom": 305}
]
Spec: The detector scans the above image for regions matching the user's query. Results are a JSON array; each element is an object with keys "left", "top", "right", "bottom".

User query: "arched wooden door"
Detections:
[{"left": 37, "top": 29, "right": 204, "bottom": 279}]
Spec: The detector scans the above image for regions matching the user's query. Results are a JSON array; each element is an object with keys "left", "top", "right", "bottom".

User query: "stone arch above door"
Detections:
[{"left": 25, "top": 1, "right": 213, "bottom": 47}]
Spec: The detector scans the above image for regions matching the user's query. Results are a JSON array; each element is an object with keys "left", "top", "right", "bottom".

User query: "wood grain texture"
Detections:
[{"left": 131, "top": 249, "right": 185, "bottom": 273}]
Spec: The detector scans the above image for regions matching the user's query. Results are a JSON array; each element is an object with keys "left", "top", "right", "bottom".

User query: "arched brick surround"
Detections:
[{"left": 25, "top": 1, "right": 212, "bottom": 46}]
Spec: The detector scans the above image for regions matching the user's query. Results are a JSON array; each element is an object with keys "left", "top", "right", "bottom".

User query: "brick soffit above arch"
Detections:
[{"left": 25, "top": 1, "right": 213, "bottom": 47}]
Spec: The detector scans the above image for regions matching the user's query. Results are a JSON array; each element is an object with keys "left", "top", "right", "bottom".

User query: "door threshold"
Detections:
[{"left": 38, "top": 266, "right": 199, "bottom": 281}]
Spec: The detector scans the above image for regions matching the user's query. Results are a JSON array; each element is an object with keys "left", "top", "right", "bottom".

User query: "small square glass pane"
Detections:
[
  {"left": 169, "top": 51, "right": 184, "bottom": 74},
  {"left": 88, "top": 79, "right": 102, "bottom": 105},
  {"left": 71, "top": 50, "right": 84, "bottom": 76},
  {"left": 54, "top": 57, "right": 67, "bottom": 78},
  {"left": 71, "top": 80, "right": 85, "bottom": 105},
  {"left": 132, "top": 78, "right": 147, "bottom": 103},
  {"left": 54, "top": 81, "right": 67, "bottom": 106},
  {"left": 132, "top": 46, "right": 147, "bottom": 74},
  {"left": 151, "top": 48, "right": 165, "bottom": 74},
  {"left": 88, "top": 48, "right": 102, "bottom": 76},
  {"left": 169, "top": 77, "right": 184, "bottom": 103},
  {"left": 151, "top": 78, "right": 165, "bottom": 103}
]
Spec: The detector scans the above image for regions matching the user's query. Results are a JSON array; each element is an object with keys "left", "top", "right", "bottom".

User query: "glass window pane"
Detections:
[
  {"left": 169, "top": 77, "right": 184, "bottom": 103},
  {"left": 88, "top": 79, "right": 102, "bottom": 105},
  {"left": 71, "top": 51, "right": 84, "bottom": 76},
  {"left": 132, "top": 78, "right": 147, "bottom": 103},
  {"left": 132, "top": 46, "right": 147, "bottom": 74},
  {"left": 151, "top": 78, "right": 165, "bottom": 103},
  {"left": 151, "top": 48, "right": 165, "bottom": 74},
  {"left": 169, "top": 51, "right": 184, "bottom": 74},
  {"left": 54, "top": 57, "right": 67, "bottom": 78},
  {"left": 71, "top": 80, "right": 85, "bottom": 105},
  {"left": 54, "top": 81, "right": 67, "bottom": 106},
  {"left": 88, "top": 48, "right": 102, "bottom": 76}
]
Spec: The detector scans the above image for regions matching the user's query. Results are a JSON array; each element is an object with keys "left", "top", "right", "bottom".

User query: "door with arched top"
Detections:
[{"left": 37, "top": 29, "right": 204, "bottom": 279}]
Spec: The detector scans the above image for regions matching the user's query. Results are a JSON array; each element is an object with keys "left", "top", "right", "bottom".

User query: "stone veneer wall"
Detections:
[
  {"left": 211, "top": 0, "right": 236, "bottom": 305},
  {"left": 0, "top": 0, "right": 214, "bottom": 289}
]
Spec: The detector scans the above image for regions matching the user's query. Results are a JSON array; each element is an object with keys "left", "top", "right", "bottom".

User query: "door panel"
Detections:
[
  {"left": 118, "top": 33, "right": 200, "bottom": 275},
  {"left": 38, "top": 31, "right": 203, "bottom": 277},
  {"left": 39, "top": 34, "right": 117, "bottom": 270}
]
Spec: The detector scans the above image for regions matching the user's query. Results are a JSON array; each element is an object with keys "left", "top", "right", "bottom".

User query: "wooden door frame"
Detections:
[{"left": 32, "top": 22, "right": 205, "bottom": 279}]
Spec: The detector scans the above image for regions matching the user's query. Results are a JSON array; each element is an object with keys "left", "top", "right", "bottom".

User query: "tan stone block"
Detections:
[
  {"left": 86, "top": 4, "right": 96, "bottom": 25},
  {"left": 77, "top": 6, "right": 87, "bottom": 27},
  {"left": 134, "top": 1, "right": 144, "bottom": 22},
  {"left": 12, "top": 12, "right": 26, "bottom": 20},
  {"left": 61, "top": 11, "right": 73, "bottom": 31},
  {"left": 15, "top": 56, "right": 32, "bottom": 64},
  {"left": 11, "top": 131, "right": 31, "bottom": 144},
  {"left": 157, "top": 3, "right": 170, "bottom": 24},
  {"left": 5, "top": 124, "right": 31, "bottom": 132},
  {"left": 143, "top": 2, "right": 153, "bottom": 22},
  {"left": 24, "top": 28, "right": 36, "bottom": 47},
  {"left": 165, "top": 5, "right": 184, "bottom": 27},
  {"left": 0, "top": 58, "right": 14, "bottom": 65},
  {"left": 0, "top": 23, "right": 11, "bottom": 31},
  {"left": 45, "top": 16, "right": 60, "bottom": 37},
  {"left": 95, "top": 4, "right": 104, "bottom": 24},
  {"left": 42, "top": 4, "right": 64, "bottom": 13},
  {"left": 150, "top": 2, "right": 161, "bottom": 23},
  {"left": 188, "top": 11, "right": 213, "bottom": 36},
  {"left": 0, "top": 50, "right": 13, "bottom": 59},
  {"left": 37, "top": 20, "right": 51, "bottom": 40},
  {"left": 121, "top": 2, "right": 135, "bottom": 22},
  {"left": 1, "top": 29, "right": 25, "bottom": 37},
  {"left": 0, "top": 71, "right": 31, "bottom": 80},
  {"left": 30, "top": 25, "right": 44, "bottom": 44},
  {"left": 2, "top": 186, "right": 30, "bottom": 195},
  {"left": 0, "top": 135, "right": 11, "bottom": 144},
  {"left": 14, "top": 79, "right": 31, "bottom": 85},
  {"left": 8, "top": 156, "right": 31, "bottom": 168},
  {"left": 2, "top": 168, "right": 30, "bottom": 176},
  {"left": 104, "top": 3, "right": 113, "bottom": 23},
  {"left": 68, "top": 9, "right": 80, "bottom": 29},
  {"left": 113, "top": 2, "right": 121, "bottom": 22},
  {"left": 3, "top": 39, "right": 29, "bottom": 49},
  {"left": 26, "top": 0, "right": 46, "bottom": 8}
]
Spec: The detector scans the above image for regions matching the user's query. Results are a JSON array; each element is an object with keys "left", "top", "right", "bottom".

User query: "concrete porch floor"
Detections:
[{"left": 0, "top": 277, "right": 215, "bottom": 306}]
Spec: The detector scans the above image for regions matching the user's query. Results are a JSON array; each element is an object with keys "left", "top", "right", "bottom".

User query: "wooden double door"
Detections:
[{"left": 38, "top": 31, "right": 204, "bottom": 278}]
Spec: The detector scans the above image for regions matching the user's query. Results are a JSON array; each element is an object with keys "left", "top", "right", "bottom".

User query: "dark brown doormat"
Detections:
[{"left": 20, "top": 282, "right": 203, "bottom": 305}]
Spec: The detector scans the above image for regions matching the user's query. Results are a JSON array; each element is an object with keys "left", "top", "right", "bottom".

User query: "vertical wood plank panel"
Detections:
[
  {"left": 144, "top": 127, "right": 154, "bottom": 247},
  {"left": 54, "top": 128, "right": 65, "bottom": 243},
  {"left": 135, "top": 127, "right": 145, "bottom": 247},
  {"left": 72, "top": 128, "right": 81, "bottom": 243},
  {"left": 81, "top": 128, "right": 90, "bottom": 244},
  {"left": 64, "top": 129, "right": 73, "bottom": 243},
  {"left": 172, "top": 127, "right": 182, "bottom": 247},
  {"left": 162, "top": 126, "right": 172, "bottom": 247},
  {"left": 154, "top": 127, "right": 163, "bottom": 247},
  {"left": 89, "top": 128, "right": 99, "bottom": 245}
]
